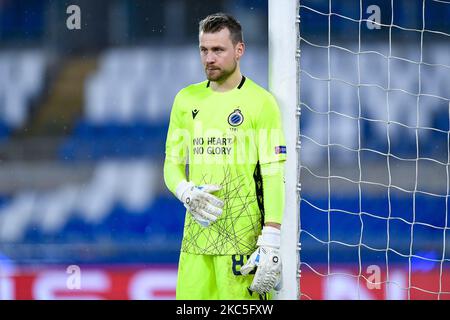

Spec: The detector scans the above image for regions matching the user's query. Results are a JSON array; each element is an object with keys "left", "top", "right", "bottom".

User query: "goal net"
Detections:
[{"left": 271, "top": 0, "right": 450, "bottom": 299}]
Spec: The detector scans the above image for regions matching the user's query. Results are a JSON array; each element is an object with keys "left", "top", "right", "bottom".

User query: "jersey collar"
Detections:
[{"left": 206, "top": 75, "right": 246, "bottom": 90}]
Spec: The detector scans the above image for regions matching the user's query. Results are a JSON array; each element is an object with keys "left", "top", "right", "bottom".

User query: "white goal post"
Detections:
[{"left": 268, "top": 0, "right": 300, "bottom": 300}]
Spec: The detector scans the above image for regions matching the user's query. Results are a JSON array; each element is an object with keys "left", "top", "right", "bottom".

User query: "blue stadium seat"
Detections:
[{"left": 59, "top": 120, "right": 168, "bottom": 161}]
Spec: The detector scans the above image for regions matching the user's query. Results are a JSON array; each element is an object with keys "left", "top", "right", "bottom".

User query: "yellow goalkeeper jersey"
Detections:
[{"left": 164, "top": 76, "right": 286, "bottom": 255}]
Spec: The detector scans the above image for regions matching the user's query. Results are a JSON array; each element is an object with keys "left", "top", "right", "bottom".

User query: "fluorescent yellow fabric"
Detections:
[
  {"left": 164, "top": 77, "right": 286, "bottom": 255},
  {"left": 176, "top": 252, "right": 272, "bottom": 300},
  {"left": 260, "top": 161, "right": 285, "bottom": 224},
  {"left": 163, "top": 161, "right": 186, "bottom": 195}
]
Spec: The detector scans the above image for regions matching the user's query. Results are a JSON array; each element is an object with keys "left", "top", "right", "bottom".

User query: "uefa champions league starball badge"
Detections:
[{"left": 228, "top": 109, "right": 244, "bottom": 127}]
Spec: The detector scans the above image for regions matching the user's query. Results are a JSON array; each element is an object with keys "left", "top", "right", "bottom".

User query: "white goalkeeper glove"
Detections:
[
  {"left": 176, "top": 180, "right": 224, "bottom": 227},
  {"left": 240, "top": 226, "right": 282, "bottom": 295}
]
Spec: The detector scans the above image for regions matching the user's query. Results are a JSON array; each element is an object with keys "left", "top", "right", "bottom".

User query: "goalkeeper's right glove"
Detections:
[
  {"left": 240, "top": 226, "right": 282, "bottom": 295},
  {"left": 175, "top": 180, "right": 224, "bottom": 227}
]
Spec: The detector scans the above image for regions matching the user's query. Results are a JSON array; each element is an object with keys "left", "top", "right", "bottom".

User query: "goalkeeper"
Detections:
[{"left": 164, "top": 13, "right": 286, "bottom": 300}]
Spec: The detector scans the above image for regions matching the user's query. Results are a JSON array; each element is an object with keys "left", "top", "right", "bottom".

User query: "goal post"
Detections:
[{"left": 268, "top": 0, "right": 300, "bottom": 300}]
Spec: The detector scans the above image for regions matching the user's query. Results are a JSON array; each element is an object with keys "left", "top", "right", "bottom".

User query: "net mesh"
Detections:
[{"left": 297, "top": 0, "right": 450, "bottom": 299}]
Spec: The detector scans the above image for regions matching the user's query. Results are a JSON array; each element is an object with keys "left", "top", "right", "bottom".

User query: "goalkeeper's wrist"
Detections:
[
  {"left": 175, "top": 180, "right": 194, "bottom": 202},
  {"left": 258, "top": 226, "right": 281, "bottom": 248}
]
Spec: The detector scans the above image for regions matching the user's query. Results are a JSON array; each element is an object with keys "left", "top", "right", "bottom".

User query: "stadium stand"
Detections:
[{"left": 0, "top": 50, "right": 48, "bottom": 138}]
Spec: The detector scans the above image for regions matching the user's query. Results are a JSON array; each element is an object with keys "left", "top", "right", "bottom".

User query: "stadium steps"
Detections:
[{"left": 25, "top": 56, "right": 98, "bottom": 136}]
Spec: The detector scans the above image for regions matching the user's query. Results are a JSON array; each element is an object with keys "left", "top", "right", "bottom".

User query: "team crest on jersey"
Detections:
[{"left": 228, "top": 109, "right": 244, "bottom": 127}]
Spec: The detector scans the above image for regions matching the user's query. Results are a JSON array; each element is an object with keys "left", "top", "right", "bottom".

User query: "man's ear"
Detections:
[{"left": 236, "top": 42, "right": 245, "bottom": 60}]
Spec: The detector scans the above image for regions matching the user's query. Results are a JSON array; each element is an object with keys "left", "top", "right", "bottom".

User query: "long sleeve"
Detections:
[
  {"left": 254, "top": 93, "right": 287, "bottom": 224},
  {"left": 260, "top": 161, "right": 286, "bottom": 225},
  {"left": 163, "top": 161, "right": 186, "bottom": 196},
  {"left": 164, "top": 91, "right": 189, "bottom": 195}
]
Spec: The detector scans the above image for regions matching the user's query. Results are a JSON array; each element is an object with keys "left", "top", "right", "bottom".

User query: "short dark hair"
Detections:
[{"left": 199, "top": 13, "right": 243, "bottom": 45}]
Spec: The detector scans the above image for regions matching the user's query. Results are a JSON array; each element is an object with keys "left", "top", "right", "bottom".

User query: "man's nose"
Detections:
[{"left": 205, "top": 52, "right": 216, "bottom": 64}]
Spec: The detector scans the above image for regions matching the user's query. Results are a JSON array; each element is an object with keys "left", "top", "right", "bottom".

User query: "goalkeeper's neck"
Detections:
[{"left": 209, "top": 67, "right": 243, "bottom": 93}]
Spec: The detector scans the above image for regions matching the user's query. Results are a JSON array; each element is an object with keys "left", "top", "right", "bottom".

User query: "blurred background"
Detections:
[{"left": 0, "top": 0, "right": 448, "bottom": 299}]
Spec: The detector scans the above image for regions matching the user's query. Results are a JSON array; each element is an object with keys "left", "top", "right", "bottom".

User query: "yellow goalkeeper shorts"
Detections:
[{"left": 175, "top": 251, "right": 272, "bottom": 300}]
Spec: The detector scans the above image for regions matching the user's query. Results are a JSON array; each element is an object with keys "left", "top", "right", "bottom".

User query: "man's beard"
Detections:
[{"left": 205, "top": 62, "right": 237, "bottom": 82}]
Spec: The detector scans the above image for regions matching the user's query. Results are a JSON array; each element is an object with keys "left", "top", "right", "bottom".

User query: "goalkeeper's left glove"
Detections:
[
  {"left": 240, "top": 226, "right": 282, "bottom": 295},
  {"left": 175, "top": 180, "right": 224, "bottom": 227}
]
